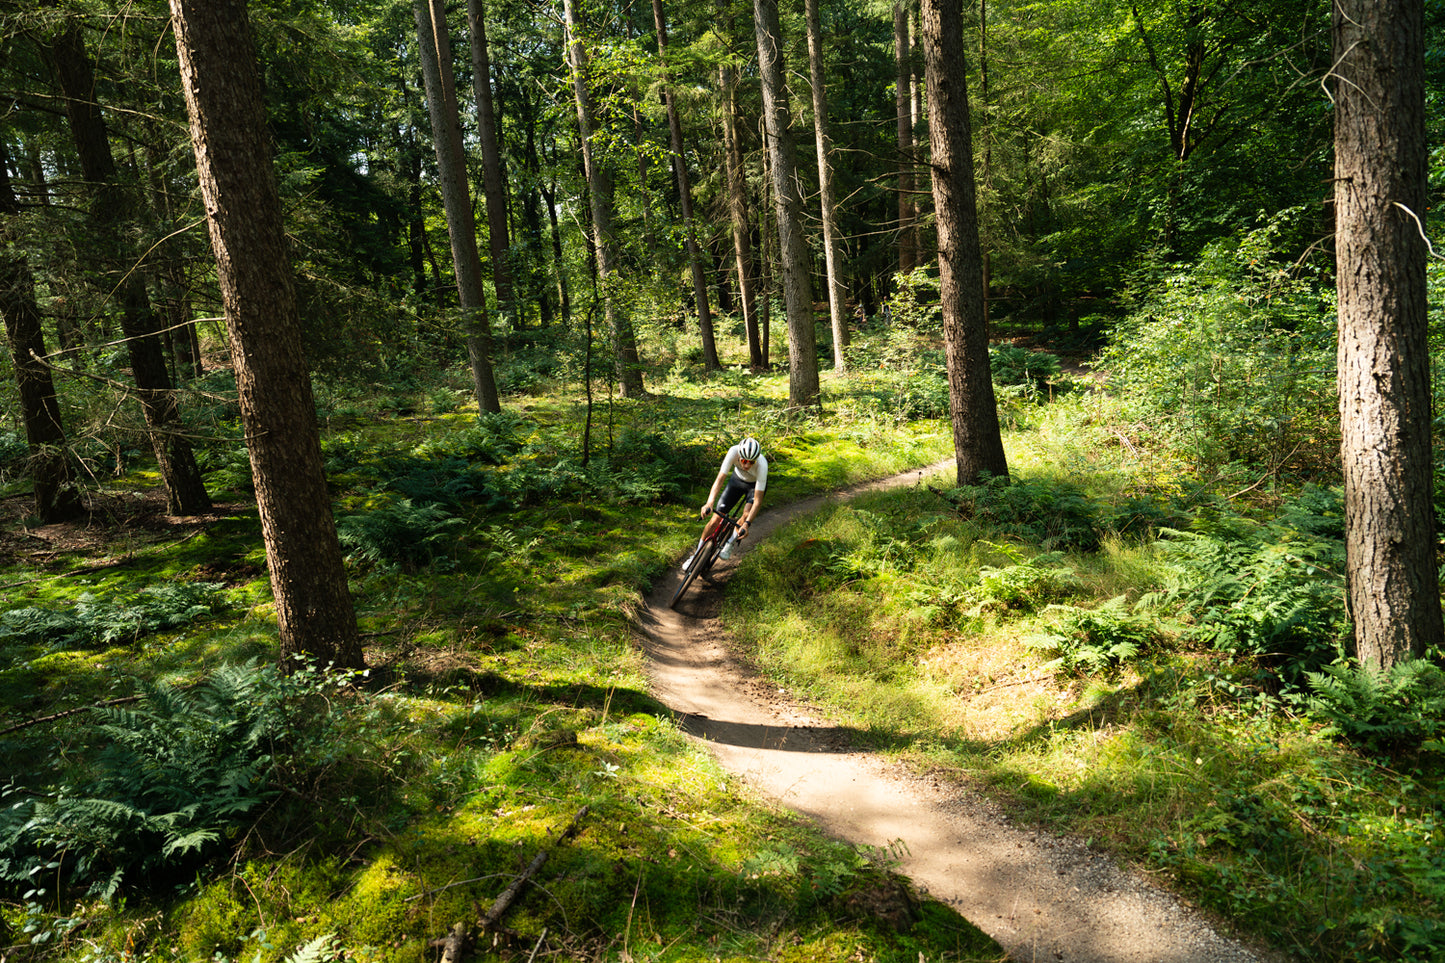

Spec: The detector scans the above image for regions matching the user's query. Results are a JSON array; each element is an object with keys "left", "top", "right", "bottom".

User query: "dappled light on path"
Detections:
[{"left": 640, "top": 464, "right": 1271, "bottom": 963}]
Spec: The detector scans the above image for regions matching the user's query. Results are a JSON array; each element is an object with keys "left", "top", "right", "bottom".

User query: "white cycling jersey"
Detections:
[{"left": 719, "top": 443, "right": 768, "bottom": 491}]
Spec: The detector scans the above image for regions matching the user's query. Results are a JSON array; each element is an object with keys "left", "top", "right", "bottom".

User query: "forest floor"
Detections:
[{"left": 639, "top": 462, "right": 1287, "bottom": 963}]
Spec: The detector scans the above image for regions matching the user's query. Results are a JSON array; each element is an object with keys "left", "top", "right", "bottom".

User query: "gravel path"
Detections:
[{"left": 638, "top": 463, "right": 1284, "bottom": 963}]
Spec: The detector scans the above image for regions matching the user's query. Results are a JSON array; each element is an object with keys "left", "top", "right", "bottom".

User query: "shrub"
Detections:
[
  {"left": 990, "top": 345, "right": 1062, "bottom": 400},
  {"left": 943, "top": 475, "right": 1102, "bottom": 551},
  {"left": 1100, "top": 213, "right": 1338, "bottom": 482}
]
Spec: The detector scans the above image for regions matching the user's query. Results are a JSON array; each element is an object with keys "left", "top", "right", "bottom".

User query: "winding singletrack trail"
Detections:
[{"left": 638, "top": 463, "right": 1282, "bottom": 963}]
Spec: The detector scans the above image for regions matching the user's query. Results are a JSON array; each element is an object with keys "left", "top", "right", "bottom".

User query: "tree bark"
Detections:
[
  {"left": 654, "top": 0, "right": 720, "bottom": 371},
  {"left": 895, "top": 0, "right": 918, "bottom": 275},
  {"left": 466, "top": 0, "right": 517, "bottom": 325},
  {"left": 170, "top": 0, "right": 363, "bottom": 670},
  {"left": 805, "top": 0, "right": 849, "bottom": 372},
  {"left": 920, "top": 0, "right": 1009, "bottom": 485},
  {"left": 1333, "top": 0, "right": 1443, "bottom": 670},
  {"left": 414, "top": 0, "right": 503, "bottom": 413},
  {"left": 0, "top": 146, "right": 83, "bottom": 522},
  {"left": 47, "top": 22, "right": 211, "bottom": 515},
  {"left": 720, "top": 54, "right": 763, "bottom": 371},
  {"left": 564, "top": 0, "right": 646, "bottom": 397},
  {"left": 753, "top": 0, "right": 819, "bottom": 408}
]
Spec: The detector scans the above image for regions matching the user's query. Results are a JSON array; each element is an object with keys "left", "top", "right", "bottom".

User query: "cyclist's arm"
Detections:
[
  {"left": 701, "top": 470, "right": 729, "bottom": 515},
  {"left": 738, "top": 490, "right": 763, "bottom": 535}
]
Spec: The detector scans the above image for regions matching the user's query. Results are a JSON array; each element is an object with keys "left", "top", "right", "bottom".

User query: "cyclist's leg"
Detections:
[{"left": 715, "top": 475, "right": 755, "bottom": 518}]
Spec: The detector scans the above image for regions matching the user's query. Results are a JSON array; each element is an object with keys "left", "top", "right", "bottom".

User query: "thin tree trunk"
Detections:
[
  {"left": 805, "top": 0, "right": 848, "bottom": 372},
  {"left": 753, "top": 0, "right": 819, "bottom": 408},
  {"left": 564, "top": 0, "right": 645, "bottom": 397},
  {"left": 978, "top": 0, "right": 991, "bottom": 328},
  {"left": 48, "top": 22, "right": 211, "bottom": 515},
  {"left": 895, "top": 0, "right": 918, "bottom": 275},
  {"left": 170, "top": 0, "right": 363, "bottom": 669},
  {"left": 0, "top": 147, "right": 83, "bottom": 522},
  {"left": 720, "top": 56, "right": 763, "bottom": 371},
  {"left": 654, "top": 0, "right": 719, "bottom": 370},
  {"left": 920, "top": 0, "right": 1008, "bottom": 485},
  {"left": 466, "top": 0, "right": 517, "bottom": 325},
  {"left": 1333, "top": 0, "right": 1443, "bottom": 669},
  {"left": 414, "top": 0, "right": 503, "bottom": 413}
]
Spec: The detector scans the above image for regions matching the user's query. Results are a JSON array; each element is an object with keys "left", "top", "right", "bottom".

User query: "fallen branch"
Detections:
[
  {"left": 428, "top": 806, "right": 588, "bottom": 961},
  {"left": 481, "top": 805, "right": 589, "bottom": 931},
  {"left": 439, "top": 921, "right": 469, "bottom": 963},
  {"left": 0, "top": 695, "right": 142, "bottom": 736}
]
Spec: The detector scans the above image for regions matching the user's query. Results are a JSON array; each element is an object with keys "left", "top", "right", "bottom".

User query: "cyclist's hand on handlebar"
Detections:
[{"left": 699, "top": 504, "right": 713, "bottom": 519}]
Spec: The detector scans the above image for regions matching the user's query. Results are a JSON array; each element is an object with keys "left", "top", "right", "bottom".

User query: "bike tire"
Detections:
[{"left": 669, "top": 537, "right": 712, "bottom": 609}]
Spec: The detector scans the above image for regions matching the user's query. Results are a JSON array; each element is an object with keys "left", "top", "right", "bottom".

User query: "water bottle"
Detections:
[{"left": 719, "top": 529, "right": 739, "bottom": 560}]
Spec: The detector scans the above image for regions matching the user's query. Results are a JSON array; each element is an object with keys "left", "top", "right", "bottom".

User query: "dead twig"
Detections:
[
  {"left": 428, "top": 806, "right": 588, "bottom": 960},
  {"left": 0, "top": 695, "right": 142, "bottom": 736},
  {"left": 481, "top": 805, "right": 588, "bottom": 931}
]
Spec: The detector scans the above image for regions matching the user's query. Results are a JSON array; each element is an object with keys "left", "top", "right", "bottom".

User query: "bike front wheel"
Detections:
[{"left": 668, "top": 538, "right": 712, "bottom": 609}]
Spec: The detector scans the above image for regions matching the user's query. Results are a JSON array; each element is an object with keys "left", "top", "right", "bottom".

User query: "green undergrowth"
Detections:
[
  {"left": 0, "top": 370, "right": 994, "bottom": 962},
  {"left": 721, "top": 420, "right": 1445, "bottom": 963}
]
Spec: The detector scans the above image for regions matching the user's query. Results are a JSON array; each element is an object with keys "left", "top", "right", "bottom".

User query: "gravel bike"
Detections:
[{"left": 668, "top": 501, "right": 747, "bottom": 610}]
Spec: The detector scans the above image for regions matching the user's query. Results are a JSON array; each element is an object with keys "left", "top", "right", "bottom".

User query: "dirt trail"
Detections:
[{"left": 637, "top": 463, "right": 1279, "bottom": 963}]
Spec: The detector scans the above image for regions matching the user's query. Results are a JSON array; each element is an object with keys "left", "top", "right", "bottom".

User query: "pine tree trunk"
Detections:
[
  {"left": 655, "top": 0, "right": 719, "bottom": 370},
  {"left": 1333, "top": 0, "right": 1443, "bottom": 670},
  {"left": 414, "top": 0, "right": 503, "bottom": 413},
  {"left": 48, "top": 23, "right": 211, "bottom": 515},
  {"left": 920, "top": 0, "right": 1009, "bottom": 485},
  {"left": 753, "top": 0, "right": 819, "bottom": 408},
  {"left": 895, "top": 0, "right": 918, "bottom": 276},
  {"left": 466, "top": 0, "right": 517, "bottom": 325},
  {"left": 805, "top": 0, "right": 849, "bottom": 372},
  {"left": 0, "top": 149, "right": 82, "bottom": 522},
  {"left": 720, "top": 55, "right": 763, "bottom": 372},
  {"left": 170, "top": 0, "right": 363, "bottom": 670},
  {"left": 564, "top": 0, "right": 645, "bottom": 397}
]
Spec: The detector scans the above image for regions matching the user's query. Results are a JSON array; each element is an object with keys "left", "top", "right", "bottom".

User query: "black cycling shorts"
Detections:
[{"left": 717, "top": 473, "right": 756, "bottom": 517}]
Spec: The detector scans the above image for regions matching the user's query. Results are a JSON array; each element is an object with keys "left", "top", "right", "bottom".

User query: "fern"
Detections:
[
  {"left": 1305, "top": 659, "right": 1445, "bottom": 759},
  {"left": 0, "top": 582, "right": 226, "bottom": 652},
  {"left": 1027, "top": 597, "right": 1159, "bottom": 675},
  {"left": 335, "top": 497, "right": 464, "bottom": 571},
  {"left": 0, "top": 660, "right": 307, "bottom": 898}
]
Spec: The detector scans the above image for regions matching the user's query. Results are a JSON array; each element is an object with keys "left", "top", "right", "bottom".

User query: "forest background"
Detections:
[{"left": 1, "top": 0, "right": 1444, "bottom": 961}]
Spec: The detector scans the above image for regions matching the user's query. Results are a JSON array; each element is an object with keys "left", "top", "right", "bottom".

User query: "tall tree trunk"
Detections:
[
  {"left": 169, "top": 0, "right": 363, "bottom": 670},
  {"left": 466, "top": 0, "right": 517, "bottom": 326},
  {"left": 978, "top": 0, "right": 991, "bottom": 328},
  {"left": 414, "top": 0, "right": 503, "bottom": 413},
  {"left": 753, "top": 0, "right": 819, "bottom": 408},
  {"left": 564, "top": 0, "right": 645, "bottom": 397},
  {"left": 720, "top": 56, "right": 763, "bottom": 371},
  {"left": 894, "top": 0, "right": 918, "bottom": 275},
  {"left": 519, "top": 88, "right": 555, "bottom": 327},
  {"left": 805, "top": 0, "right": 849, "bottom": 372},
  {"left": 0, "top": 147, "right": 83, "bottom": 522},
  {"left": 47, "top": 22, "right": 211, "bottom": 515},
  {"left": 654, "top": 0, "right": 720, "bottom": 370},
  {"left": 1334, "top": 0, "right": 1443, "bottom": 670},
  {"left": 920, "top": 0, "right": 1008, "bottom": 485}
]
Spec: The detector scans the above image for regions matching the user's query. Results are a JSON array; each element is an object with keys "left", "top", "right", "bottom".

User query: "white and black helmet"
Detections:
[{"left": 738, "top": 437, "right": 762, "bottom": 460}]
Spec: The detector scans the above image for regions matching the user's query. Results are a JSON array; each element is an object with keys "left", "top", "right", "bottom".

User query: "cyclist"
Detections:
[{"left": 683, "top": 437, "right": 768, "bottom": 571}]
